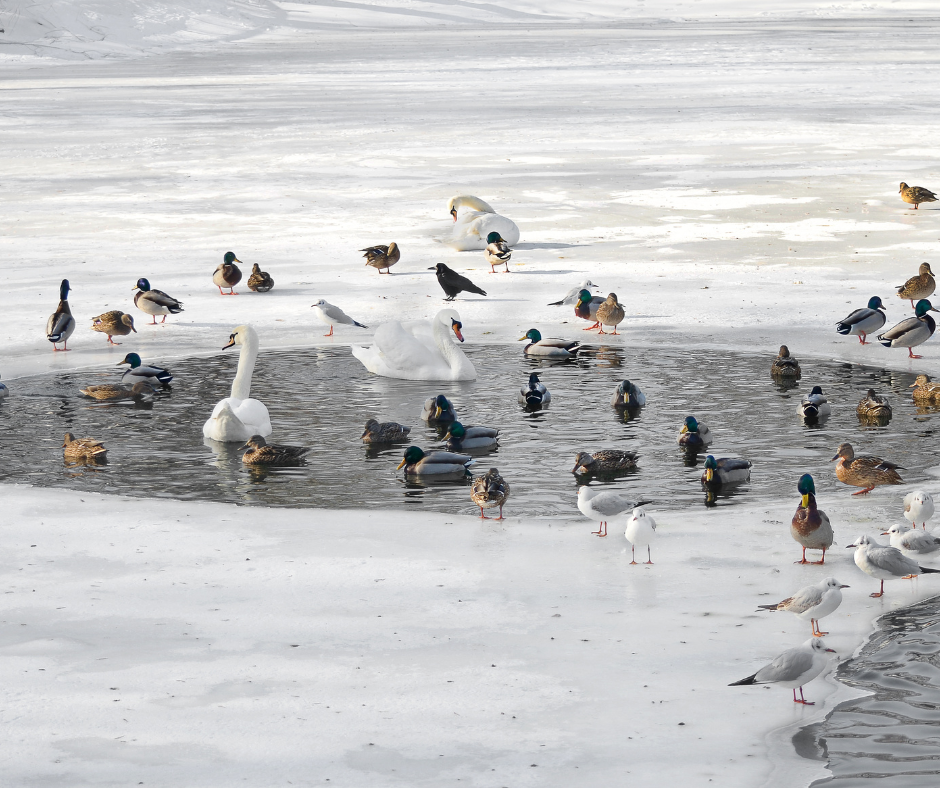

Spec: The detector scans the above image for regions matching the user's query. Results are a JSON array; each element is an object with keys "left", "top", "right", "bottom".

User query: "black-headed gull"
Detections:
[
  {"left": 904, "top": 490, "right": 935, "bottom": 530},
  {"left": 882, "top": 523, "right": 940, "bottom": 556},
  {"left": 311, "top": 299, "right": 368, "bottom": 337},
  {"left": 729, "top": 637, "right": 836, "bottom": 705},
  {"left": 757, "top": 577, "right": 848, "bottom": 637},
  {"left": 624, "top": 507, "right": 656, "bottom": 564},
  {"left": 847, "top": 534, "right": 940, "bottom": 597},
  {"left": 547, "top": 280, "right": 599, "bottom": 306},
  {"left": 577, "top": 486, "right": 648, "bottom": 538}
]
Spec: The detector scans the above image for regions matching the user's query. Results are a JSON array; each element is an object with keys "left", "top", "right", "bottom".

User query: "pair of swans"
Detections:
[
  {"left": 352, "top": 309, "right": 477, "bottom": 381},
  {"left": 447, "top": 195, "right": 520, "bottom": 251},
  {"left": 203, "top": 325, "right": 273, "bottom": 442}
]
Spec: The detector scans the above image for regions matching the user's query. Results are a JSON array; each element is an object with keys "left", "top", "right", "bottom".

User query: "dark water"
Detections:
[
  {"left": 0, "top": 344, "right": 938, "bottom": 516},
  {"left": 800, "top": 594, "right": 940, "bottom": 786}
]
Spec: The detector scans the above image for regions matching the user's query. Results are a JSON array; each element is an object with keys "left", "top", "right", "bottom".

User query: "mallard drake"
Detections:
[
  {"left": 899, "top": 182, "right": 938, "bottom": 210},
  {"left": 429, "top": 263, "right": 487, "bottom": 301},
  {"left": 133, "top": 278, "right": 183, "bottom": 324},
  {"left": 911, "top": 374, "right": 940, "bottom": 403},
  {"left": 624, "top": 507, "right": 657, "bottom": 564},
  {"left": 519, "top": 372, "right": 550, "bottom": 407},
  {"left": 701, "top": 455, "right": 751, "bottom": 487},
  {"left": 519, "top": 329, "right": 581, "bottom": 358},
  {"left": 595, "top": 293, "right": 625, "bottom": 335},
  {"left": 896, "top": 263, "right": 935, "bottom": 307},
  {"left": 677, "top": 416, "right": 711, "bottom": 450},
  {"left": 311, "top": 299, "right": 368, "bottom": 337},
  {"left": 574, "top": 289, "right": 603, "bottom": 330},
  {"left": 361, "top": 243, "right": 400, "bottom": 274},
  {"left": 831, "top": 442, "right": 903, "bottom": 494},
  {"left": 46, "top": 279, "right": 75, "bottom": 352},
  {"left": 246, "top": 263, "right": 274, "bottom": 292},
  {"left": 799, "top": 386, "right": 831, "bottom": 420},
  {"left": 770, "top": 345, "right": 801, "bottom": 379},
  {"left": 572, "top": 449, "right": 638, "bottom": 476},
  {"left": 791, "top": 474, "right": 833, "bottom": 564},
  {"left": 877, "top": 298, "right": 938, "bottom": 358},
  {"left": 904, "top": 490, "right": 935, "bottom": 529},
  {"left": 835, "top": 296, "right": 886, "bottom": 344},
  {"left": 421, "top": 394, "right": 457, "bottom": 425},
  {"left": 484, "top": 232, "right": 511, "bottom": 273},
  {"left": 213, "top": 251, "right": 242, "bottom": 295},
  {"left": 117, "top": 353, "right": 173, "bottom": 387},
  {"left": 80, "top": 381, "right": 155, "bottom": 401},
  {"left": 240, "top": 435, "right": 310, "bottom": 466},
  {"left": 397, "top": 446, "right": 473, "bottom": 476},
  {"left": 63, "top": 432, "right": 107, "bottom": 461},
  {"left": 470, "top": 467, "right": 510, "bottom": 518},
  {"left": 611, "top": 380, "right": 646, "bottom": 410},
  {"left": 757, "top": 577, "right": 849, "bottom": 638},
  {"left": 548, "top": 280, "right": 599, "bottom": 306},
  {"left": 443, "top": 422, "right": 498, "bottom": 452},
  {"left": 361, "top": 419, "right": 411, "bottom": 444},
  {"left": 90, "top": 311, "right": 136, "bottom": 345},
  {"left": 856, "top": 389, "right": 891, "bottom": 423}
]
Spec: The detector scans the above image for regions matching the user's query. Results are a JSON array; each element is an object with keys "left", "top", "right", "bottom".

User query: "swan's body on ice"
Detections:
[
  {"left": 352, "top": 309, "right": 477, "bottom": 381},
  {"left": 447, "top": 195, "right": 520, "bottom": 251},
  {"left": 203, "top": 325, "right": 273, "bottom": 443}
]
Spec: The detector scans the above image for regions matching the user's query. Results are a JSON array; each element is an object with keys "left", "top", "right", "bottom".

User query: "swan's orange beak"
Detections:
[
  {"left": 223, "top": 334, "right": 236, "bottom": 350},
  {"left": 452, "top": 325, "right": 464, "bottom": 342},
  {"left": 450, "top": 208, "right": 457, "bottom": 222}
]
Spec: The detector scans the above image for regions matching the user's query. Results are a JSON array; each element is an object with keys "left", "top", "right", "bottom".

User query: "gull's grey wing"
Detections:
[
  {"left": 870, "top": 545, "right": 921, "bottom": 576},
  {"left": 782, "top": 585, "right": 824, "bottom": 614},
  {"left": 755, "top": 647, "right": 814, "bottom": 684},
  {"left": 590, "top": 492, "right": 639, "bottom": 518}
]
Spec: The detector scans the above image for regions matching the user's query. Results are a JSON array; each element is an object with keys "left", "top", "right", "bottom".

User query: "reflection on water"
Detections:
[
  {"left": 0, "top": 345, "right": 938, "bottom": 516},
  {"left": 800, "top": 594, "right": 940, "bottom": 786}
]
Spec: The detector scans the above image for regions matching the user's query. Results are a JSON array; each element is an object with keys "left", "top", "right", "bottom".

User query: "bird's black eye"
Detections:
[
  {"left": 452, "top": 320, "right": 462, "bottom": 329},
  {"left": 229, "top": 334, "right": 235, "bottom": 340}
]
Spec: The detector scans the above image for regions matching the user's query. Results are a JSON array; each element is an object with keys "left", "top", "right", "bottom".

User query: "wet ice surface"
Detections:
[{"left": 3, "top": 343, "right": 938, "bottom": 515}]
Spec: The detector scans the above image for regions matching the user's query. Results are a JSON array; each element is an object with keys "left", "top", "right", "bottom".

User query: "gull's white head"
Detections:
[
  {"left": 807, "top": 637, "right": 836, "bottom": 654},
  {"left": 822, "top": 577, "right": 849, "bottom": 590},
  {"left": 846, "top": 534, "right": 877, "bottom": 549}
]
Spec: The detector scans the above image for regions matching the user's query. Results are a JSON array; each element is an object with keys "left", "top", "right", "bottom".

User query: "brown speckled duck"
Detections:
[
  {"left": 90, "top": 310, "right": 136, "bottom": 345},
  {"left": 831, "top": 442, "right": 903, "bottom": 495},
  {"left": 595, "top": 293, "right": 625, "bottom": 335},
  {"left": 856, "top": 389, "right": 892, "bottom": 424},
  {"left": 770, "top": 345, "right": 801, "bottom": 379},
  {"left": 246, "top": 263, "right": 274, "bottom": 292},
  {"left": 240, "top": 435, "right": 310, "bottom": 466},
  {"left": 896, "top": 263, "right": 935, "bottom": 308},
  {"left": 911, "top": 374, "right": 940, "bottom": 404},
  {"left": 572, "top": 449, "right": 638, "bottom": 476},
  {"left": 899, "top": 182, "right": 937, "bottom": 210},
  {"left": 80, "top": 381, "right": 155, "bottom": 401},
  {"left": 360, "top": 243, "right": 400, "bottom": 274},
  {"left": 470, "top": 467, "right": 510, "bottom": 519},
  {"left": 361, "top": 419, "right": 411, "bottom": 444},
  {"left": 62, "top": 432, "right": 107, "bottom": 461}
]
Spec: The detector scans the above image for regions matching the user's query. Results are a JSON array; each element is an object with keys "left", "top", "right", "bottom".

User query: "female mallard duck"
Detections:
[
  {"left": 470, "top": 467, "right": 510, "bottom": 519},
  {"left": 519, "top": 372, "right": 550, "bottom": 407},
  {"left": 678, "top": 416, "right": 712, "bottom": 450},
  {"left": 572, "top": 449, "right": 638, "bottom": 476},
  {"left": 799, "top": 386, "right": 831, "bottom": 420},
  {"left": 361, "top": 419, "right": 411, "bottom": 444},
  {"left": 611, "top": 380, "right": 646, "bottom": 410},
  {"left": 831, "top": 442, "right": 904, "bottom": 495},
  {"left": 899, "top": 182, "right": 938, "bottom": 210},
  {"left": 80, "top": 381, "right": 155, "bottom": 401},
  {"left": 484, "top": 232, "right": 511, "bottom": 273},
  {"left": 791, "top": 474, "right": 833, "bottom": 564},
  {"left": 117, "top": 353, "right": 173, "bottom": 387},
  {"left": 519, "top": 329, "right": 581, "bottom": 358},
  {"left": 421, "top": 394, "right": 457, "bottom": 425},
  {"left": 63, "top": 432, "right": 107, "bottom": 461},
  {"left": 246, "top": 263, "right": 274, "bottom": 292},
  {"left": 133, "top": 278, "right": 183, "bottom": 324},
  {"left": 397, "top": 446, "right": 473, "bottom": 476},
  {"left": 240, "top": 435, "right": 310, "bottom": 466},
  {"left": 90, "top": 311, "right": 136, "bottom": 345},
  {"left": 701, "top": 455, "right": 751, "bottom": 487},
  {"left": 835, "top": 296, "right": 886, "bottom": 344},
  {"left": 877, "top": 298, "right": 938, "bottom": 358},
  {"left": 856, "top": 389, "right": 892, "bottom": 423},
  {"left": 213, "top": 251, "right": 243, "bottom": 295},
  {"left": 360, "top": 243, "right": 400, "bottom": 274},
  {"left": 574, "top": 289, "right": 603, "bottom": 330},
  {"left": 443, "top": 422, "right": 498, "bottom": 452},
  {"left": 911, "top": 374, "right": 940, "bottom": 404},
  {"left": 896, "top": 263, "right": 935, "bottom": 307},
  {"left": 47, "top": 279, "right": 75, "bottom": 352},
  {"left": 771, "top": 345, "right": 801, "bottom": 379},
  {"left": 595, "top": 293, "right": 625, "bottom": 335}
]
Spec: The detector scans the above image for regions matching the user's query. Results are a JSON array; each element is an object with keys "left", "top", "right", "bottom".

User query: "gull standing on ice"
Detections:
[
  {"left": 758, "top": 577, "right": 849, "bottom": 637},
  {"left": 847, "top": 534, "right": 940, "bottom": 597},
  {"left": 729, "top": 637, "right": 836, "bottom": 705},
  {"left": 548, "top": 280, "right": 599, "bottom": 306},
  {"left": 904, "top": 490, "right": 935, "bottom": 530},
  {"left": 577, "top": 486, "right": 647, "bottom": 538},
  {"left": 882, "top": 523, "right": 940, "bottom": 556},
  {"left": 624, "top": 507, "right": 656, "bottom": 564},
  {"left": 311, "top": 299, "right": 368, "bottom": 337}
]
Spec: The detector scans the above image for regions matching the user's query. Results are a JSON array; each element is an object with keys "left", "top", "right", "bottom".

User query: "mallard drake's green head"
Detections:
[
  {"left": 134, "top": 278, "right": 151, "bottom": 292},
  {"left": 486, "top": 231, "right": 502, "bottom": 244},
  {"left": 810, "top": 385, "right": 824, "bottom": 396},
  {"left": 681, "top": 416, "right": 699, "bottom": 434},
  {"left": 397, "top": 445, "right": 426, "bottom": 469},
  {"left": 868, "top": 296, "right": 884, "bottom": 310},
  {"left": 915, "top": 299, "right": 939, "bottom": 317},
  {"left": 797, "top": 473, "right": 816, "bottom": 507},
  {"left": 703, "top": 455, "right": 717, "bottom": 482},
  {"left": 519, "top": 328, "right": 542, "bottom": 342},
  {"left": 528, "top": 372, "right": 541, "bottom": 386},
  {"left": 59, "top": 279, "right": 71, "bottom": 300},
  {"left": 434, "top": 394, "right": 453, "bottom": 419},
  {"left": 446, "top": 422, "right": 466, "bottom": 440},
  {"left": 223, "top": 251, "right": 241, "bottom": 266},
  {"left": 576, "top": 289, "right": 593, "bottom": 305},
  {"left": 118, "top": 352, "right": 142, "bottom": 368}
]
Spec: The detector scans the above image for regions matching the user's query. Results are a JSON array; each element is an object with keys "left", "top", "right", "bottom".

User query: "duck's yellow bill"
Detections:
[
  {"left": 802, "top": 493, "right": 810, "bottom": 508},
  {"left": 680, "top": 425, "right": 688, "bottom": 434},
  {"left": 396, "top": 458, "right": 407, "bottom": 470},
  {"left": 705, "top": 469, "right": 714, "bottom": 482}
]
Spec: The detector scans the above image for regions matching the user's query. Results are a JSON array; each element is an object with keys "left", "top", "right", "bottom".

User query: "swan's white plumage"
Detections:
[
  {"left": 447, "top": 195, "right": 520, "bottom": 251},
  {"left": 352, "top": 309, "right": 477, "bottom": 381},
  {"left": 203, "top": 324, "right": 273, "bottom": 442}
]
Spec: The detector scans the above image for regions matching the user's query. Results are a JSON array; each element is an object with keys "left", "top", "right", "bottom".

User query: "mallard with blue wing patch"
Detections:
[
  {"left": 896, "top": 263, "right": 935, "bottom": 308},
  {"left": 361, "top": 243, "right": 400, "bottom": 274},
  {"left": 133, "top": 278, "right": 183, "bottom": 324},
  {"left": 47, "top": 279, "right": 75, "bottom": 352},
  {"left": 90, "top": 310, "right": 136, "bottom": 345},
  {"left": 118, "top": 353, "right": 173, "bottom": 387},
  {"left": 831, "top": 442, "right": 903, "bottom": 495},
  {"left": 519, "top": 329, "right": 580, "bottom": 358},
  {"left": 835, "top": 296, "right": 885, "bottom": 344},
  {"left": 911, "top": 374, "right": 940, "bottom": 404},
  {"left": 791, "top": 474, "right": 833, "bottom": 564},
  {"left": 470, "top": 467, "right": 510, "bottom": 518},
  {"left": 519, "top": 372, "right": 550, "bottom": 407},
  {"left": 397, "top": 446, "right": 473, "bottom": 476},
  {"left": 878, "top": 298, "right": 938, "bottom": 358}
]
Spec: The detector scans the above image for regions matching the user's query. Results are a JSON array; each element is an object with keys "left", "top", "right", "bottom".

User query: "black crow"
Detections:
[{"left": 428, "top": 263, "right": 487, "bottom": 301}]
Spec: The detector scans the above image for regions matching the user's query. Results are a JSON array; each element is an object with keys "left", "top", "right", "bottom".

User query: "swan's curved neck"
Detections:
[
  {"left": 433, "top": 317, "right": 463, "bottom": 371},
  {"left": 452, "top": 195, "right": 495, "bottom": 214},
  {"left": 231, "top": 335, "right": 258, "bottom": 400}
]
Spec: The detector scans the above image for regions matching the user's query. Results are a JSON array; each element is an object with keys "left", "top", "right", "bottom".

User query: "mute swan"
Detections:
[
  {"left": 203, "top": 325, "right": 273, "bottom": 442},
  {"left": 351, "top": 309, "right": 477, "bottom": 381},
  {"left": 447, "top": 195, "right": 520, "bottom": 251}
]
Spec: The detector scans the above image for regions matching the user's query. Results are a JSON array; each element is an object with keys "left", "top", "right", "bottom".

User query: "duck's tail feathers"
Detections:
[
  {"left": 729, "top": 673, "right": 758, "bottom": 687},
  {"left": 876, "top": 335, "right": 892, "bottom": 348},
  {"left": 156, "top": 371, "right": 174, "bottom": 385},
  {"left": 835, "top": 322, "right": 851, "bottom": 335},
  {"left": 168, "top": 304, "right": 184, "bottom": 314}
]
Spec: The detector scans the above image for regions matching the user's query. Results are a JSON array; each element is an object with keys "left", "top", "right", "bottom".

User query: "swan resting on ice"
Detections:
[
  {"left": 352, "top": 309, "right": 477, "bottom": 381},
  {"left": 447, "top": 195, "right": 520, "bottom": 251},
  {"left": 203, "top": 324, "right": 273, "bottom": 442}
]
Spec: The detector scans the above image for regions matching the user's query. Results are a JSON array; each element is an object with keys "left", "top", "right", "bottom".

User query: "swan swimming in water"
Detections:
[
  {"left": 351, "top": 309, "right": 477, "bottom": 381},
  {"left": 203, "top": 325, "right": 273, "bottom": 442},
  {"left": 447, "top": 195, "right": 520, "bottom": 251}
]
